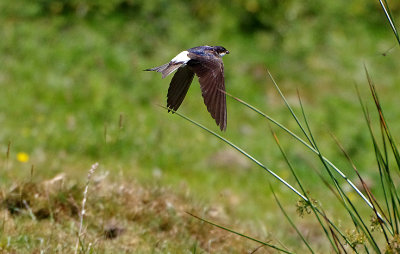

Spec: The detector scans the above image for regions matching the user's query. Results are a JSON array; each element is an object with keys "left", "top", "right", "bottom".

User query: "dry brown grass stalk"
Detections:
[{"left": 74, "top": 162, "right": 99, "bottom": 254}]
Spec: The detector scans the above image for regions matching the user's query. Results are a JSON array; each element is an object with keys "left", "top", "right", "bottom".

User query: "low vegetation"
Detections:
[{"left": 1, "top": 0, "right": 400, "bottom": 253}]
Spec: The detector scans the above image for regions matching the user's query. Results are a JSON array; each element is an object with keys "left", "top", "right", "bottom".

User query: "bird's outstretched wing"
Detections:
[
  {"left": 167, "top": 65, "right": 195, "bottom": 112},
  {"left": 188, "top": 52, "right": 227, "bottom": 131}
]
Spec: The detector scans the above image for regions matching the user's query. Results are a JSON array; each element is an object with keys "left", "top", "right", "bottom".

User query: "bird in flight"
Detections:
[{"left": 145, "top": 45, "right": 230, "bottom": 131}]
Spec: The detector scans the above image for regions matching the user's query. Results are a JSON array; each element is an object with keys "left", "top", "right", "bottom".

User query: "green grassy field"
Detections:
[{"left": 1, "top": 1, "right": 400, "bottom": 253}]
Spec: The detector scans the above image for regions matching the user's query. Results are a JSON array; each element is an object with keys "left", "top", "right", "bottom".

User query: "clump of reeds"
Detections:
[{"left": 172, "top": 1, "right": 400, "bottom": 252}]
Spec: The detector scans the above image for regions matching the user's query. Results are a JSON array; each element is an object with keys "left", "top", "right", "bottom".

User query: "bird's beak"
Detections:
[{"left": 226, "top": 50, "right": 230, "bottom": 54}]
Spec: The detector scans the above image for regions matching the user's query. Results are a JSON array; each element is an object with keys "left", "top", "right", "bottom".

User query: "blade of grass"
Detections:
[
  {"left": 363, "top": 67, "right": 400, "bottom": 235},
  {"left": 378, "top": 0, "right": 400, "bottom": 45},
  {"left": 269, "top": 83, "right": 315, "bottom": 150},
  {"left": 331, "top": 132, "right": 390, "bottom": 243},
  {"left": 357, "top": 86, "right": 394, "bottom": 232},
  {"left": 365, "top": 66, "right": 400, "bottom": 168},
  {"left": 160, "top": 105, "right": 307, "bottom": 201},
  {"left": 270, "top": 126, "right": 341, "bottom": 252},
  {"left": 269, "top": 184, "right": 315, "bottom": 253},
  {"left": 329, "top": 226, "right": 348, "bottom": 254},
  {"left": 185, "top": 212, "right": 293, "bottom": 254}
]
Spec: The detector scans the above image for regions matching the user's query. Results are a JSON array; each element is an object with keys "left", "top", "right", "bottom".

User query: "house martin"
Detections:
[{"left": 145, "top": 45, "right": 230, "bottom": 131}]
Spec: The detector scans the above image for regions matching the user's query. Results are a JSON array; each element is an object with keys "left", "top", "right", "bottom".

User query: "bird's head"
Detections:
[{"left": 213, "top": 46, "right": 230, "bottom": 57}]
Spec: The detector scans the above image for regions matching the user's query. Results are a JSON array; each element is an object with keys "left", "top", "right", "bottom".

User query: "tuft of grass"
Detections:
[
  {"left": 75, "top": 162, "right": 98, "bottom": 254},
  {"left": 175, "top": 69, "right": 400, "bottom": 252},
  {"left": 172, "top": 1, "right": 400, "bottom": 248},
  {"left": 1, "top": 166, "right": 266, "bottom": 253}
]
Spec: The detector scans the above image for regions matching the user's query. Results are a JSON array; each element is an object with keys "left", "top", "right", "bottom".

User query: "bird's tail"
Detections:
[
  {"left": 144, "top": 63, "right": 169, "bottom": 73},
  {"left": 144, "top": 63, "right": 182, "bottom": 79}
]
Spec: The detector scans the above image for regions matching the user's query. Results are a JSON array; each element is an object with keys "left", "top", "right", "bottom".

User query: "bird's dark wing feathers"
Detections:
[
  {"left": 188, "top": 52, "right": 227, "bottom": 131},
  {"left": 167, "top": 65, "right": 195, "bottom": 112}
]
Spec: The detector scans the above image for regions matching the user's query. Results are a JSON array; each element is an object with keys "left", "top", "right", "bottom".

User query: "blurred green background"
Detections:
[{"left": 1, "top": 0, "right": 400, "bottom": 251}]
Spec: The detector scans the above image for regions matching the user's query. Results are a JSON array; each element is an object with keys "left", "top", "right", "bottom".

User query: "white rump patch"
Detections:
[{"left": 171, "top": 51, "right": 190, "bottom": 64}]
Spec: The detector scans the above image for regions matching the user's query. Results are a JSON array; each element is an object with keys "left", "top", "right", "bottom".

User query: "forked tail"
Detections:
[{"left": 145, "top": 62, "right": 183, "bottom": 79}]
